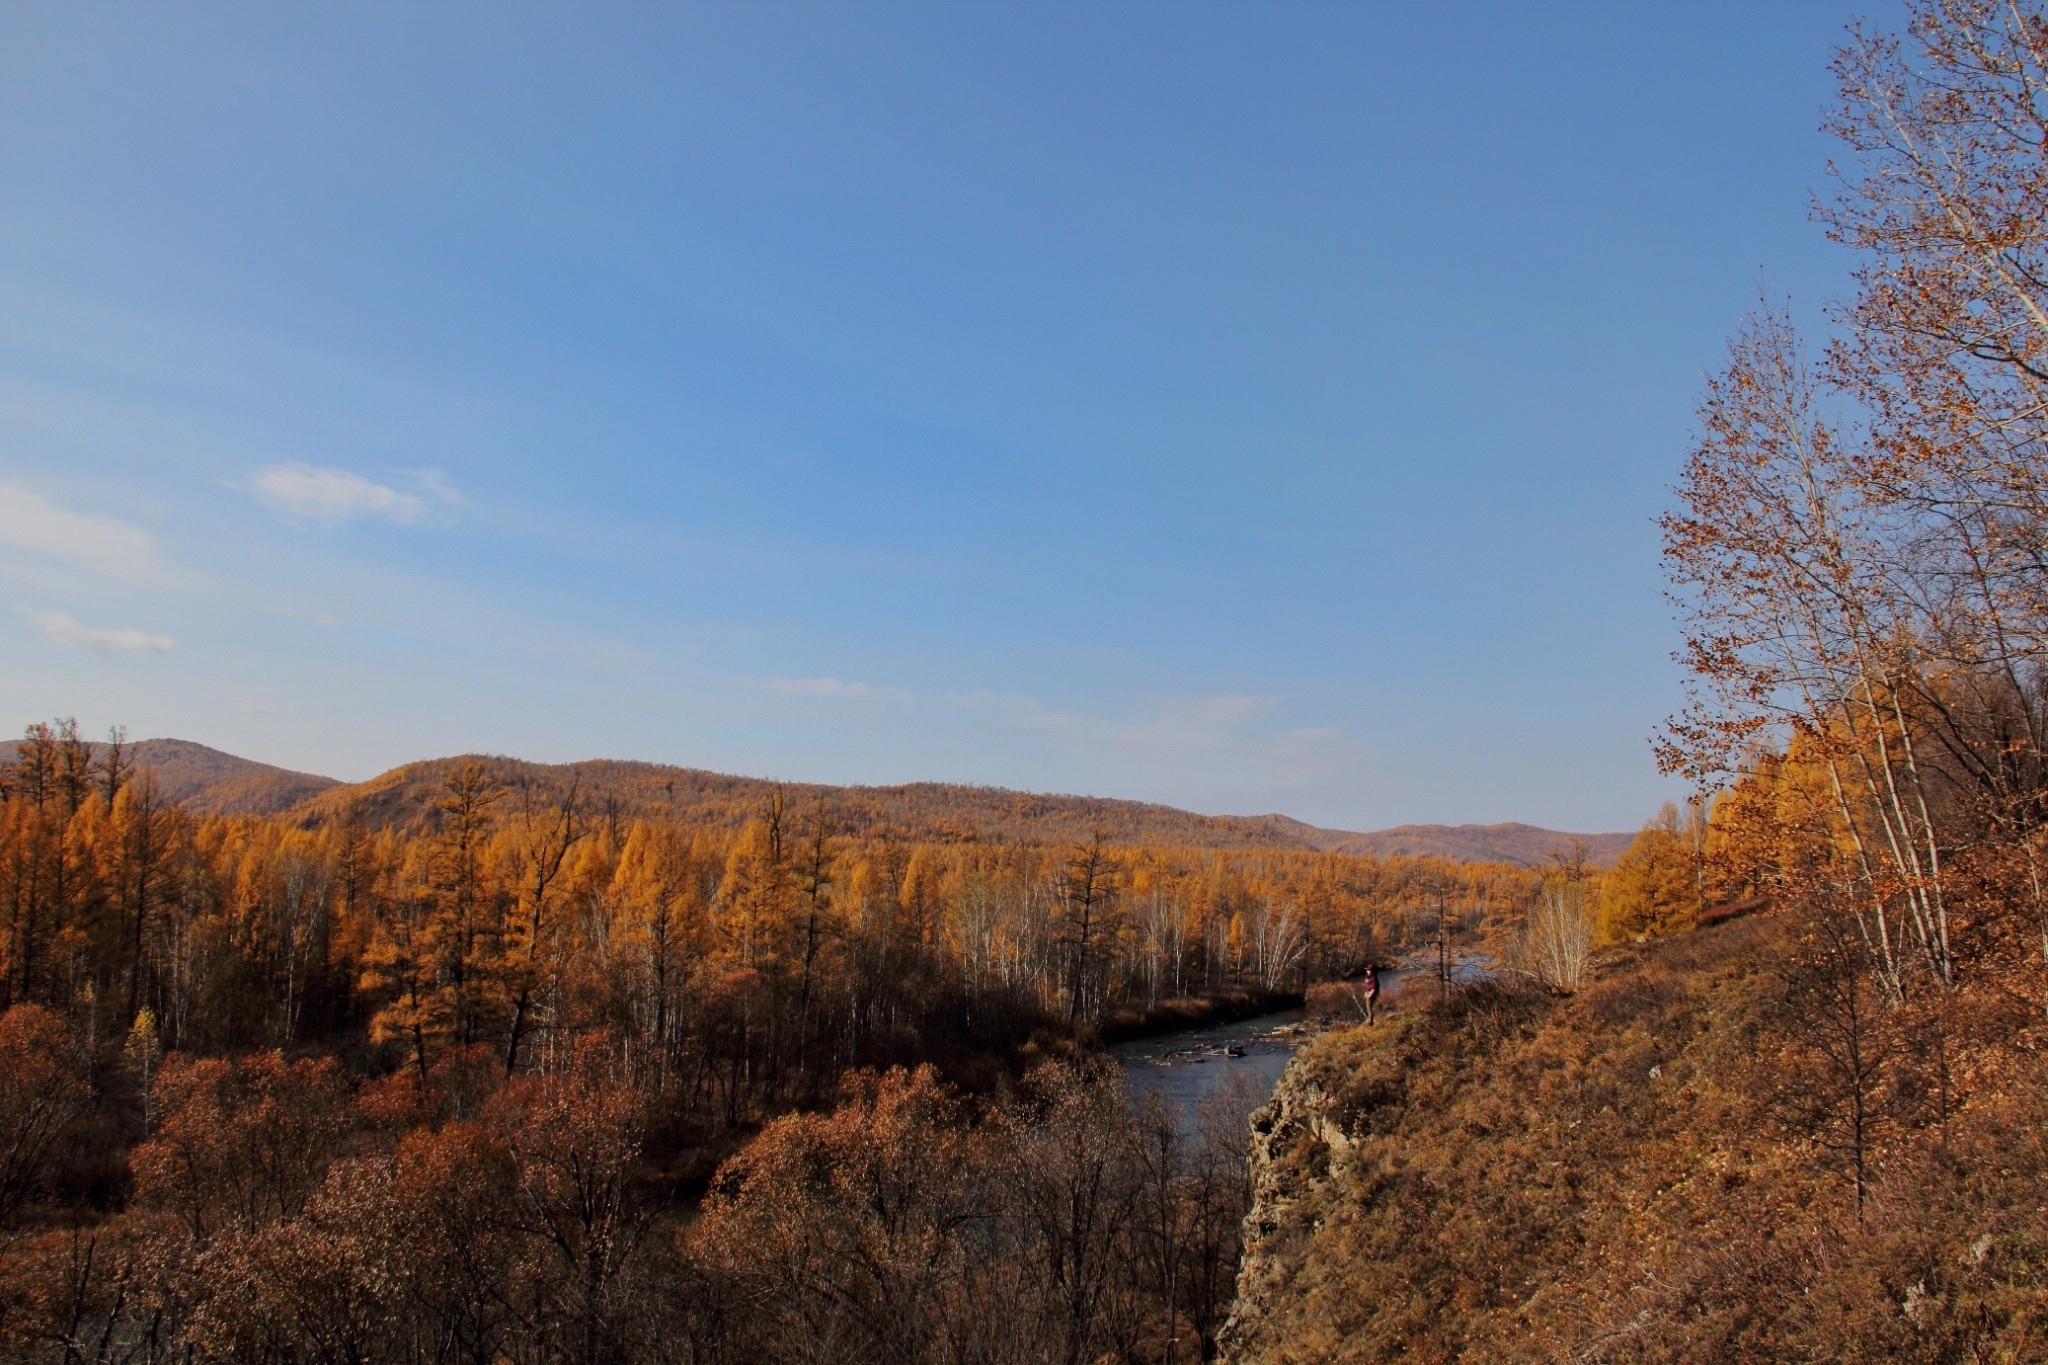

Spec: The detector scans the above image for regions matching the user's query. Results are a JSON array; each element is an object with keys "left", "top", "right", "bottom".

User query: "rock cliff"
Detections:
[
  {"left": 1210, "top": 916, "right": 2048, "bottom": 1362},
  {"left": 1216, "top": 1025, "right": 1375, "bottom": 1364}
]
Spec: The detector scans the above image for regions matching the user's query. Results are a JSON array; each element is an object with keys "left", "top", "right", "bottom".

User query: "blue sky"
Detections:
[{"left": 0, "top": 2, "right": 1865, "bottom": 832}]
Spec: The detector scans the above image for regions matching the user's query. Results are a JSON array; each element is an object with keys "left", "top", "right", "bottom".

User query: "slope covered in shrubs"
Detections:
[{"left": 1223, "top": 914, "right": 2048, "bottom": 1363}]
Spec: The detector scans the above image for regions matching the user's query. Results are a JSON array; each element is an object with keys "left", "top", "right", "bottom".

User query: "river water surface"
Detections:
[
  {"left": 1109, "top": 1009, "right": 1306, "bottom": 1138},
  {"left": 1110, "top": 956, "right": 1494, "bottom": 1134}
]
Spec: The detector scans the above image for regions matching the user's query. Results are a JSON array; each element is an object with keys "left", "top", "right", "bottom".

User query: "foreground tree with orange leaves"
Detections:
[
  {"left": 1662, "top": 0, "right": 2048, "bottom": 1002},
  {"left": 1656, "top": 0, "right": 2048, "bottom": 1301}
]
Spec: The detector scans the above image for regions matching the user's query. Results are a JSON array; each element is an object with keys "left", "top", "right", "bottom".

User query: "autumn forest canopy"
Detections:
[
  {"left": 11, "top": 0, "right": 2048, "bottom": 1362},
  {"left": 0, "top": 713, "right": 1628, "bottom": 1362}
]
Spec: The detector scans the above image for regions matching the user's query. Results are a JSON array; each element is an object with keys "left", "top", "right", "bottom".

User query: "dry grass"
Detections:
[{"left": 1227, "top": 915, "right": 2048, "bottom": 1363}]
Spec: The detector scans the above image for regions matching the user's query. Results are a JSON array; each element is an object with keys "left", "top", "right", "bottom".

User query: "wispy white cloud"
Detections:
[
  {"left": 21, "top": 608, "right": 175, "bottom": 656},
  {"left": 756, "top": 674, "right": 915, "bottom": 703},
  {"left": 259, "top": 603, "right": 341, "bottom": 629},
  {"left": 959, "top": 691, "right": 1281, "bottom": 757},
  {"left": 411, "top": 467, "right": 466, "bottom": 507},
  {"left": 0, "top": 483, "right": 174, "bottom": 582},
  {"left": 247, "top": 464, "right": 432, "bottom": 524},
  {"left": 944, "top": 690, "right": 1370, "bottom": 802}
]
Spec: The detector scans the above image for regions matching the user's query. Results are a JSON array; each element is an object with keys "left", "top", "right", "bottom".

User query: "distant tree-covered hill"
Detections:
[
  {"left": 0, "top": 736, "right": 341, "bottom": 817},
  {"left": 1314, "top": 821, "right": 1633, "bottom": 867},
  {"left": 2, "top": 733, "right": 1629, "bottom": 864},
  {"left": 289, "top": 753, "right": 1628, "bottom": 864}
]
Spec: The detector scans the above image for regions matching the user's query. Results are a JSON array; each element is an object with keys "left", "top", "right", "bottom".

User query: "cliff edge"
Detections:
[{"left": 1218, "top": 916, "right": 2048, "bottom": 1362}]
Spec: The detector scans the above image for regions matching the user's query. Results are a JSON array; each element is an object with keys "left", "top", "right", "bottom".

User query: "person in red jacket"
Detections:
[{"left": 1361, "top": 963, "right": 1381, "bottom": 1025}]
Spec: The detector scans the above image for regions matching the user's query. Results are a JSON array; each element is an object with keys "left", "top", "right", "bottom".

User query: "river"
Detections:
[
  {"left": 1110, "top": 1007, "right": 1307, "bottom": 1139},
  {"left": 1110, "top": 954, "right": 1494, "bottom": 1136}
]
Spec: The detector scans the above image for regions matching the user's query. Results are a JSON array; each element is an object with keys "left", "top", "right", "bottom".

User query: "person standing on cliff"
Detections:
[{"left": 1362, "top": 963, "right": 1381, "bottom": 1024}]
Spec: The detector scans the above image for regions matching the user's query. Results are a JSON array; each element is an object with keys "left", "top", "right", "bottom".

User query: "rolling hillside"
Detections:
[
  {"left": 1314, "top": 821, "right": 1633, "bottom": 866},
  {"left": 287, "top": 753, "right": 1629, "bottom": 863},
  {"left": 0, "top": 736, "right": 341, "bottom": 817},
  {"left": 2, "top": 735, "right": 1629, "bottom": 864}
]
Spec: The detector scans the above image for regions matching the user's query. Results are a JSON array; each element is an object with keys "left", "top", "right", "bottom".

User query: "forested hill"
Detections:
[
  {"left": 0, "top": 736, "right": 341, "bottom": 817},
  {"left": 291, "top": 754, "right": 1349, "bottom": 850},
  {"left": 6, "top": 735, "right": 1628, "bottom": 863},
  {"left": 291, "top": 754, "right": 1630, "bottom": 862},
  {"left": 1320, "top": 822, "right": 1631, "bottom": 866}
]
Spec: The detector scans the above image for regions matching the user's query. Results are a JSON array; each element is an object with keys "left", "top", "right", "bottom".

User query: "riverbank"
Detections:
[{"left": 1095, "top": 985, "right": 1303, "bottom": 1045}]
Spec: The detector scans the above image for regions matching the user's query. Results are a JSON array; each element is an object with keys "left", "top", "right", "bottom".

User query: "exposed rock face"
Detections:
[
  {"left": 1210, "top": 979, "right": 1570, "bottom": 1363},
  {"left": 1210, "top": 927, "right": 1813, "bottom": 1364},
  {"left": 1217, "top": 1034, "right": 1361, "bottom": 1364}
]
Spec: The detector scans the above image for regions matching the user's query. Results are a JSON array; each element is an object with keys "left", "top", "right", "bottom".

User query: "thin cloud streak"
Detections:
[
  {"left": 247, "top": 464, "right": 432, "bottom": 524},
  {"left": 21, "top": 608, "right": 175, "bottom": 655},
  {"left": 259, "top": 603, "right": 342, "bottom": 629},
  {"left": 939, "top": 690, "right": 1371, "bottom": 807},
  {"left": 0, "top": 483, "right": 173, "bottom": 582},
  {"left": 754, "top": 674, "right": 915, "bottom": 703},
  {"left": 411, "top": 468, "right": 466, "bottom": 507}
]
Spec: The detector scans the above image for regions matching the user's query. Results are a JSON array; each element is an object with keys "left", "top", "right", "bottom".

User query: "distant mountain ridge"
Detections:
[
  {"left": 0, "top": 736, "right": 1630, "bottom": 866},
  {"left": 1314, "top": 822, "right": 1633, "bottom": 867}
]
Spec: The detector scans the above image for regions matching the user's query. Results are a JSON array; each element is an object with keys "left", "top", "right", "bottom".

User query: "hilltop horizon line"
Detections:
[{"left": 2, "top": 729, "right": 1635, "bottom": 868}]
